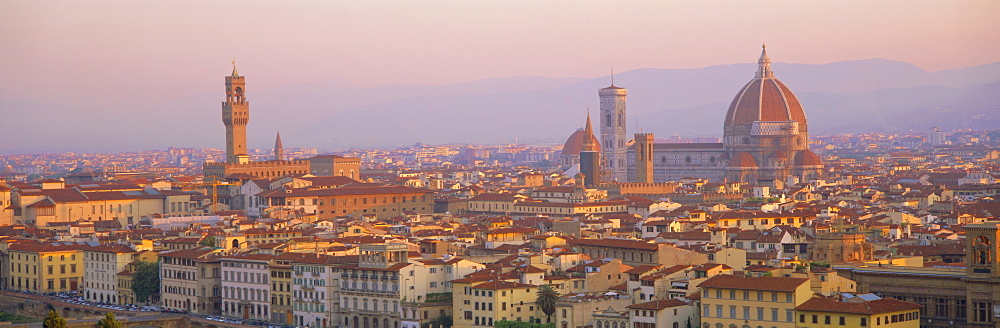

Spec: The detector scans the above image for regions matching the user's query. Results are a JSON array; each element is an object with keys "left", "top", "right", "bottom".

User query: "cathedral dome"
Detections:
[
  {"left": 729, "top": 151, "right": 758, "bottom": 168},
  {"left": 724, "top": 46, "right": 807, "bottom": 128},
  {"left": 794, "top": 150, "right": 823, "bottom": 166},
  {"left": 562, "top": 129, "right": 600, "bottom": 156}
]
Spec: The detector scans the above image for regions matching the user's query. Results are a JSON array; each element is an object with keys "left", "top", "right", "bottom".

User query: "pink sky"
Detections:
[
  {"left": 2, "top": 0, "right": 999, "bottom": 153},
  {"left": 3, "top": 0, "right": 998, "bottom": 99}
]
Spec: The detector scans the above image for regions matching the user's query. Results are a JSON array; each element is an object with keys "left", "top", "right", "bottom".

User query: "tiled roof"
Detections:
[
  {"left": 627, "top": 299, "right": 688, "bottom": 310},
  {"left": 795, "top": 297, "right": 923, "bottom": 315},
  {"left": 699, "top": 275, "right": 808, "bottom": 292},
  {"left": 570, "top": 238, "right": 660, "bottom": 251},
  {"left": 472, "top": 280, "right": 536, "bottom": 290}
]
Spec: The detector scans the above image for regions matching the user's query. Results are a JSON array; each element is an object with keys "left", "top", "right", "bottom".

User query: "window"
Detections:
[
  {"left": 839, "top": 316, "right": 845, "bottom": 325},
  {"left": 860, "top": 317, "right": 867, "bottom": 326},
  {"left": 975, "top": 302, "right": 991, "bottom": 323},
  {"left": 824, "top": 315, "right": 831, "bottom": 324}
]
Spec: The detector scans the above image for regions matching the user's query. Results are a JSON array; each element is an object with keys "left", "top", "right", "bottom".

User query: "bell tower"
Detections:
[
  {"left": 599, "top": 73, "right": 627, "bottom": 182},
  {"left": 223, "top": 60, "right": 250, "bottom": 164}
]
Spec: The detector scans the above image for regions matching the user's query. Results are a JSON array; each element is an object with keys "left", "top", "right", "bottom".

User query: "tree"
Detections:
[
  {"left": 43, "top": 310, "right": 66, "bottom": 328},
  {"left": 132, "top": 261, "right": 160, "bottom": 303},
  {"left": 199, "top": 236, "right": 216, "bottom": 247},
  {"left": 97, "top": 312, "right": 123, "bottom": 328},
  {"left": 420, "top": 314, "right": 453, "bottom": 328},
  {"left": 536, "top": 284, "right": 560, "bottom": 323}
]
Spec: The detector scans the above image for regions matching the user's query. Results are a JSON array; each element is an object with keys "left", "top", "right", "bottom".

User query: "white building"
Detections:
[
  {"left": 291, "top": 253, "right": 341, "bottom": 328},
  {"left": 84, "top": 243, "right": 136, "bottom": 304},
  {"left": 338, "top": 244, "right": 486, "bottom": 328},
  {"left": 221, "top": 254, "right": 275, "bottom": 321},
  {"left": 626, "top": 298, "right": 696, "bottom": 328}
]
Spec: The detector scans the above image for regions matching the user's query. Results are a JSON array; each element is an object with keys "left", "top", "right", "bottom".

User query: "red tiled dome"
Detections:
[
  {"left": 724, "top": 47, "right": 807, "bottom": 128},
  {"left": 794, "top": 150, "right": 823, "bottom": 166},
  {"left": 562, "top": 129, "right": 600, "bottom": 156},
  {"left": 729, "top": 151, "right": 758, "bottom": 168}
]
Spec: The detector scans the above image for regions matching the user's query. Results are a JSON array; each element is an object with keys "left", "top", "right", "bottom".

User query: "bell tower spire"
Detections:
[{"left": 274, "top": 131, "right": 284, "bottom": 161}]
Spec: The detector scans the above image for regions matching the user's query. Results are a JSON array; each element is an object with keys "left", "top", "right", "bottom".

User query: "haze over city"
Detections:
[
  {"left": 3, "top": 0, "right": 1000, "bottom": 153},
  {"left": 5, "top": 2, "right": 1000, "bottom": 328}
]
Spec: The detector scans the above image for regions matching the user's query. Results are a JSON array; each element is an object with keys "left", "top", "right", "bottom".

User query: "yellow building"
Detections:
[
  {"left": 452, "top": 279, "right": 539, "bottom": 328},
  {"left": 270, "top": 254, "right": 294, "bottom": 325},
  {"left": 794, "top": 295, "right": 922, "bottom": 328},
  {"left": 7, "top": 240, "right": 87, "bottom": 293},
  {"left": 698, "top": 275, "right": 812, "bottom": 328}
]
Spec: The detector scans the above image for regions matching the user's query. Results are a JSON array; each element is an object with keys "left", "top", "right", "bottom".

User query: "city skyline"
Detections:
[{"left": 3, "top": 1, "right": 999, "bottom": 153}]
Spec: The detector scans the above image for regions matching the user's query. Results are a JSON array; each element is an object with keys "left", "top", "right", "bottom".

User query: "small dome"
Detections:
[
  {"left": 729, "top": 151, "right": 758, "bottom": 168},
  {"left": 563, "top": 128, "right": 600, "bottom": 156},
  {"left": 794, "top": 150, "right": 823, "bottom": 166}
]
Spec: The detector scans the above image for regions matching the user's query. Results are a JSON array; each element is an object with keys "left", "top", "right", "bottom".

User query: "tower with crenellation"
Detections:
[{"left": 223, "top": 62, "right": 250, "bottom": 164}]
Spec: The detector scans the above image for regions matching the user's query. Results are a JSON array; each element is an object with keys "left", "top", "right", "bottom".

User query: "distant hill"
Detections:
[
  {"left": 294, "top": 59, "right": 1000, "bottom": 148},
  {"left": 2, "top": 58, "right": 998, "bottom": 153}
]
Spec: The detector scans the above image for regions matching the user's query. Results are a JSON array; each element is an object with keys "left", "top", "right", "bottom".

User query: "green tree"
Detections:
[
  {"left": 420, "top": 314, "right": 453, "bottom": 328},
  {"left": 132, "top": 261, "right": 160, "bottom": 303},
  {"left": 97, "top": 312, "right": 123, "bottom": 328},
  {"left": 42, "top": 310, "right": 66, "bottom": 328},
  {"left": 199, "top": 236, "right": 216, "bottom": 247},
  {"left": 536, "top": 284, "right": 560, "bottom": 323}
]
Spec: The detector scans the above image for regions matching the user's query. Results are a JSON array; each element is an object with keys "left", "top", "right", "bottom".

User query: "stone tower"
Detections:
[
  {"left": 579, "top": 112, "right": 602, "bottom": 189},
  {"left": 274, "top": 131, "right": 284, "bottom": 161},
  {"left": 599, "top": 79, "right": 627, "bottom": 182},
  {"left": 634, "top": 133, "right": 655, "bottom": 183},
  {"left": 965, "top": 222, "right": 1000, "bottom": 279},
  {"left": 223, "top": 62, "right": 250, "bottom": 164}
]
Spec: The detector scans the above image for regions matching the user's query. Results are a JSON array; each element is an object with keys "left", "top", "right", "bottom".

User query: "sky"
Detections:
[{"left": 2, "top": 0, "right": 999, "bottom": 152}]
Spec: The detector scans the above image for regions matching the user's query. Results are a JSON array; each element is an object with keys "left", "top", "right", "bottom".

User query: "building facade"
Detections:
[
  {"left": 221, "top": 254, "right": 275, "bottom": 321},
  {"left": 84, "top": 244, "right": 136, "bottom": 304},
  {"left": 698, "top": 275, "right": 812, "bottom": 328}
]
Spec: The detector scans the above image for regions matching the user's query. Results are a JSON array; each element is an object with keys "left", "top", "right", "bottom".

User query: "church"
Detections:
[
  {"left": 562, "top": 46, "right": 824, "bottom": 185},
  {"left": 203, "top": 64, "right": 360, "bottom": 181}
]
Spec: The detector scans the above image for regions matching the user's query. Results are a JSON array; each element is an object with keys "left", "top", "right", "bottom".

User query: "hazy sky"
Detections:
[{"left": 2, "top": 0, "right": 999, "bottom": 152}]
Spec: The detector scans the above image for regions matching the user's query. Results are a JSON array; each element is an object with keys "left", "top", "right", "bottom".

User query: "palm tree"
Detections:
[{"left": 536, "top": 284, "right": 561, "bottom": 323}]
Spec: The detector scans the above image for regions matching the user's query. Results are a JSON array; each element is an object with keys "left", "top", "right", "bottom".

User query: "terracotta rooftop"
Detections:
[
  {"left": 795, "top": 296, "right": 923, "bottom": 315},
  {"left": 699, "top": 275, "right": 809, "bottom": 292}
]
